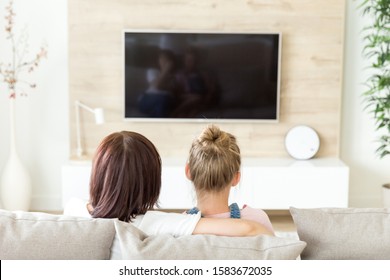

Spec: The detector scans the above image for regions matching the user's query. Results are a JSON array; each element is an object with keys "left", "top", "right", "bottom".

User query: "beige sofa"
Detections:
[
  {"left": 1, "top": 207, "right": 390, "bottom": 260},
  {"left": 0, "top": 209, "right": 304, "bottom": 260},
  {"left": 290, "top": 207, "right": 390, "bottom": 260}
]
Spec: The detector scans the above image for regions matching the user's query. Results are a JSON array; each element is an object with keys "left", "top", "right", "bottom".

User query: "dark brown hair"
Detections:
[{"left": 89, "top": 131, "right": 161, "bottom": 222}]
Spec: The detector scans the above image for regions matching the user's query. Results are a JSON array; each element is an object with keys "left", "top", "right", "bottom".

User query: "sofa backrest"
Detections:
[
  {"left": 0, "top": 209, "right": 306, "bottom": 260},
  {"left": 290, "top": 207, "right": 390, "bottom": 260},
  {"left": 0, "top": 209, "right": 116, "bottom": 260}
]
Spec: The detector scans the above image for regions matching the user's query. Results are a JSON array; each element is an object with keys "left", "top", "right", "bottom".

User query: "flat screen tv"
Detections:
[{"left": 124, "top": 31, "right": 281, "bottom": 121}]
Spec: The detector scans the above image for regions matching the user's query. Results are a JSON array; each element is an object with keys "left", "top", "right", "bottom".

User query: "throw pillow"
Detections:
[
  {"left": 114, "top": 220, "right": 306, "bottom": 260},
  {"left": 290, "top": 207, "right": 390, "bottom": 260},
  {"left": 0, "top": 209, "right": 116, "bottom": 260}
]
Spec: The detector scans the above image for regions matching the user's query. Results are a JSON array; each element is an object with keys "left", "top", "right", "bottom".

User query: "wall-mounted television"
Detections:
[{"left": 124, "top": 31, "right": 281, "bottom": 121}]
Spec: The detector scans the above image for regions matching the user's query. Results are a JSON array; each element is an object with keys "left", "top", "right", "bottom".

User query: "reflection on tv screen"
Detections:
[{"left": 124, "top": 32, "right": 281, "bottom": 121}]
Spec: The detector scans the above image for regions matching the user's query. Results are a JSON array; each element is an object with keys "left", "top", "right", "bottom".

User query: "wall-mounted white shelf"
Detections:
[{"left": 62, "top": 157, "right": 349, "bottom": 210}]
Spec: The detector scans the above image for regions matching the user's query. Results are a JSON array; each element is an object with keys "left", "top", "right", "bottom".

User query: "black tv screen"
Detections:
[{"left": 124, "top": 31, "right": 281, "bottom": 121}]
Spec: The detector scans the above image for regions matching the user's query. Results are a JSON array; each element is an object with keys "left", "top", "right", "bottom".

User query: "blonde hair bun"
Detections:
[
  {"left": 198, "top": 124, "right": 230, "bottom": 148},
  {"left": 189, "top": 124, "right": 241, "bottom": 192}
]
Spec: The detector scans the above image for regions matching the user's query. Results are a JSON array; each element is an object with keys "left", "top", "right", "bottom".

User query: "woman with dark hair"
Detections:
[
  {"left": 88, "top": 131, "right": 162, "bottom": 222},
  {"left": 65, "top": 131, "right": 272, "bottom": 259}
]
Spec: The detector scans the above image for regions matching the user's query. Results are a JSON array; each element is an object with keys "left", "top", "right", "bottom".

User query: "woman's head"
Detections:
[
  {"left": 183, "top": 47, "right": 198, "bottom": 71},
  {"left": 158, "top": 49, "right": 176, "bottom": 71},
  {"left": 187, "top": 124, "right": 241, "bottom": 194},
  {"left": 89, "top": 131, "right": 161, "bottom": 222}
]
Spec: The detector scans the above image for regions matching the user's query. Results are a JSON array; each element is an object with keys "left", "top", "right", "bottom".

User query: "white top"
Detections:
[{"left": 63, "top": 197, "right": 201, "bottom": 259}]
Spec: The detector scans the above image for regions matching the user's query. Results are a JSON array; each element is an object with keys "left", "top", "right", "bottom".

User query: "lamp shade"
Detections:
[
  {"left": 75, "top": 100, "right": 105, "bottom": 158},
  {"left": 94, "top": 108, "right": 105, "bottom": 124}
]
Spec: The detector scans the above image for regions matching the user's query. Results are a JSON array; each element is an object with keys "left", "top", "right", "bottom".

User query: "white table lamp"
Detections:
[{"left": 75, "top": 100, "right": 105, "bottom": 158}]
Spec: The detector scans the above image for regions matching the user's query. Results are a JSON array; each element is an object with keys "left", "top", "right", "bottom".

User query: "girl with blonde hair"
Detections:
[{"left": 186, "top": 124, "right": 274, "bottom": 233}]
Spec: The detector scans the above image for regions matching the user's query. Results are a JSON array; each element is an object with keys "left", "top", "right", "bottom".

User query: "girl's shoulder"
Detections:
[
  {"left": 241, "top": 204, "right": 269, "bottom": 216},
  {"left": 241, "top": 205, "right": 274, "bottom": 233}
]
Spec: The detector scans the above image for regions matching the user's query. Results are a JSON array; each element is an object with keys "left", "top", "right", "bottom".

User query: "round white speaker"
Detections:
[{"left": 284, "top": 125, "right": 320, "bottom": 160}]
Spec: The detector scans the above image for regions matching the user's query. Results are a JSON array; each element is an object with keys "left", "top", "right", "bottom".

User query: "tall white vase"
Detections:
[{"left": 0, "top": 98, "right": 32, "bottom": 211}]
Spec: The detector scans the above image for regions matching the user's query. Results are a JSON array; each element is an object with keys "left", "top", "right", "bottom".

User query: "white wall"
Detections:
[
  {"left": 341, "top": 0, "right": 390, "bottom": 207},
  {"left": 0, "top": 0, "right": 387, "bottom": 211},
  {"left": 0, "top": 0, "right": 68, "bottom": 211}
]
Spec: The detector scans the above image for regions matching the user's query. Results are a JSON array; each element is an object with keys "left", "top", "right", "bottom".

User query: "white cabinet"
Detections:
[
  {"left": 62, "top": 162, "right": 91, "bottom": 207},
  {"left": 234, "top": 158, "right": 349, "bottom": 209},
  {"left": 62, "top": 158, "right": 349, "bottom": 209}
]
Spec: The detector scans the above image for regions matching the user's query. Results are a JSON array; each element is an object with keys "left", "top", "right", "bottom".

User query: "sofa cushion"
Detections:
[
  {"left": 114, "top": 220, "right": 306, "bottom": 260},
  {"left": 0, "top": 209, "right": 116, "bottom": 260},
  {"left": 290, "top": 207, "right": 390, "bottom": 260}
]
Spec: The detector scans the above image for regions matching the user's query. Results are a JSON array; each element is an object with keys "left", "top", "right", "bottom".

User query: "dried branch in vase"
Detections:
[{"left": 0, "top": 0, "right": 47, "bottom": 99}]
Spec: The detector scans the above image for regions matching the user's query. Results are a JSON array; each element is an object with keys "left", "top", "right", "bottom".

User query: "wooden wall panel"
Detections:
[{"left": 69, "top": 0, "right": 345, "bottom": 159}]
